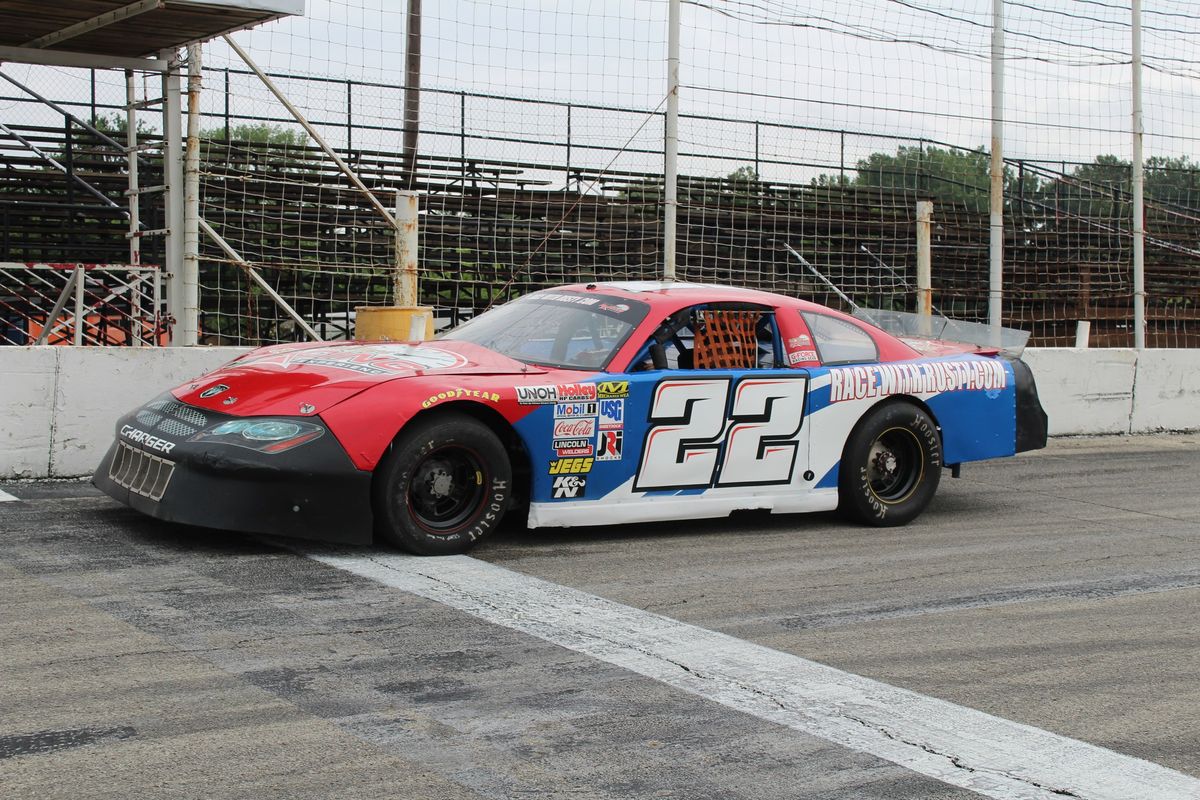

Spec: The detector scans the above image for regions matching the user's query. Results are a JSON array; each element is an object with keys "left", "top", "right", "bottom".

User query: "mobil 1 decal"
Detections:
[{"left": 633, "top": 375, "right": 808, "bottom": 491}]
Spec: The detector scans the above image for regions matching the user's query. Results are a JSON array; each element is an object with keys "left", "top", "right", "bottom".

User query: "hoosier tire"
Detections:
[
  {"left": 374, "top": 412, "right": 512, "bottom": 555},
  {"left": 838, "top": 401, "right": 942, "bottom": 527}
]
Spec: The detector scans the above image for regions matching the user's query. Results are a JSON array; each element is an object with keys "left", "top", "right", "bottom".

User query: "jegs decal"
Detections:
[
  {"left": 549, "top": 457, "right": 593, "bottom": 475},
  {"left": 633, "top": 376, "right": 808, "bottom": 491}
]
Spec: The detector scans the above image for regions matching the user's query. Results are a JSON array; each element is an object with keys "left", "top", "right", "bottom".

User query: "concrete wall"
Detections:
[
  {"left": 1, "top": 346, "right": 248, "bottom": 479},
  {"left": 1, "top": 346, "right": 1197, "bottom": 479}
]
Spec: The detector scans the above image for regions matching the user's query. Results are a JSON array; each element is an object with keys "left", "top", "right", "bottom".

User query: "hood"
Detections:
[{"left": 173, "top": 340, "right": 541, "bottom": 417}]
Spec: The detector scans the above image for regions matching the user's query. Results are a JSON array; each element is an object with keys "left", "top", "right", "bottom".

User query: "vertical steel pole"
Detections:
[
  {"left": 73, "top": 266, "right": 85, "bottom": 346},
  {"left": 181, "top": 44, "right": 202, "bottom": 347},
  {"left": 162, "top": 49, "right": 185, "bottom": 346},
  {"left": 916, "top": 199, "right": 933, "bottom": 335},
  {"left": 396, "top": 190, "right": 419, "bottom": 308},
  {"left": 402, "top": 0, "right": 422, "bottom": 189},
  {"left": 663, "top": 0, "right": 681, "bottom": 281},
  {"left": 1131, "top": 0, "right": 1146, "bottom": 350},
  {"left": 988, "top": 0, "right": 1005, "bottom": 345},
  {"left": 125, "top": 70, "right": 140, "bottom": 268}
]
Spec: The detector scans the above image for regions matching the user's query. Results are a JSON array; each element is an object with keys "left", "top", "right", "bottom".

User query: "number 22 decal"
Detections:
[{"left": 633, "top": 376, "right": 808, "bottom": 491}]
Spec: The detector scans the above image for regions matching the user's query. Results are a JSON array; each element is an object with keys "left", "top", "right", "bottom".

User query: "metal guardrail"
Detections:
[{"left": 0, "top": 262, "right": 165, "bottom": 346}]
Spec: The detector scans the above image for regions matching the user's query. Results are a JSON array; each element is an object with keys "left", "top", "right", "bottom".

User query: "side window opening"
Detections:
[
  {"left": 801, "top": 311, "right": 879, "bottom": 364},
  {"left": 632, "top": 304, "right": 782, "bottom": 371}
]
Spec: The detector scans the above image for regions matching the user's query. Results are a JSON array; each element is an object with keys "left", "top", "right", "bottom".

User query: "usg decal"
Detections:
[
  {"left": 551, "top": 475, "right": 587, "bottom": 499},
  {"left": 828, "top": 360, "right": 1007, "bottom": 403},
  {"left": 598, "top": 399, "right": 624, "bottom": 429}
]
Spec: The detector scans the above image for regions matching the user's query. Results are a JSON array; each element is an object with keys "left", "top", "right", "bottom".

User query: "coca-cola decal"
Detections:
[{"left": 553, "top": 418, "right": 596, "bottom": 438}]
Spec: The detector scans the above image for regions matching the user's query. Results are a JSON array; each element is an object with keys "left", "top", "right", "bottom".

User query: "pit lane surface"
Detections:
[{"left": 2, "top": 435, "right": 1199, "bottom": 799}]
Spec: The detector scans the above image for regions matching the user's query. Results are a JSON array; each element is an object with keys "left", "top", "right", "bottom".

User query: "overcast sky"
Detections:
[{"left": 5, "top": 1, "right": 1199, "bottom": 182}]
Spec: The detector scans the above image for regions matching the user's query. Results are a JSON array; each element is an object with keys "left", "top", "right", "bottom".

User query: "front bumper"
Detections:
[
  {"left": 1004, "top": 356, "right": 1049, "bottom": 453},
  {"left": 93, "top": 396, "right": 374, "bottom": 544}
]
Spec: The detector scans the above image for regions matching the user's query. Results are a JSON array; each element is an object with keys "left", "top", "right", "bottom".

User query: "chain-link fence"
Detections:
[{"left": 3, "top": 1, "right": 1199, "bottom": 347}]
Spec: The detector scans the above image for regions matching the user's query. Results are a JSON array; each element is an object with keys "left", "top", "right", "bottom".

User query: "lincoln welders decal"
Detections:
[
  {"left": 828, "top": 360, "right": 1008, "bottom": 403},
  {"left": 634, "top": 375, "right": 808, "bottom": 491},
  {"left": 240, "top": 344, "right": 467, "bottom": 376}
]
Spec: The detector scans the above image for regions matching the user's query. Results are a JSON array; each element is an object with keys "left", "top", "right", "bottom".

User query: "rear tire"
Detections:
[
  {"left": 838, "top": 401, "right": 941, "bottom": 527},
  {"left": 374, "top": 412, "right": 512, "bottom": 555}
]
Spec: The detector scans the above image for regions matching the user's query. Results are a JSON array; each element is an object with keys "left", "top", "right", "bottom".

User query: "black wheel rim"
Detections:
[
  {"left": 866, "top": 427, "right": 923, "bottom": 503},
  {"left": 407, "top": 446, "right": 487, "bottom": 534}
]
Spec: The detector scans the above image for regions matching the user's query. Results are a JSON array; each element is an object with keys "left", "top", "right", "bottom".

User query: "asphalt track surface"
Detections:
[{"left": 2, "top": 434, "right": 1199, "bottom": 799}]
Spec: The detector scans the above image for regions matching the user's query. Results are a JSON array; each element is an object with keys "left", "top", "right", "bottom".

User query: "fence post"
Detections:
[
  {"left": 916, "top": 199, "right": 933, "bottom": 335},
  {"left": 354, "top": 190, "right": 433, "bottom": 341},
  {"left": 73, "top": 265, "right": 85, "bottom": 346},
  {"left": 180, "top": 43, "right": 202, "bottom": 347},
  {"left": 663, "top": 0, "right": 680, "bottom": 281},
  {"left": 162, "top": 49, "right": 186, "bottom": 347},
  {"left": 988, "top": 0, "right": 1005, "bottom": 346},
  {"left": 1131, "top": 0, "right": 1146, "bottom": 350}
]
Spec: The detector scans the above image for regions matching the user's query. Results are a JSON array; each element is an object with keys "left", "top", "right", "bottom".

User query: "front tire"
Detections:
[
  {"left": 838, "top": 401, "right": 941, "bottom": 527},
  {"left": 374, "top": 412, "right": 512, "bottom": 555}
]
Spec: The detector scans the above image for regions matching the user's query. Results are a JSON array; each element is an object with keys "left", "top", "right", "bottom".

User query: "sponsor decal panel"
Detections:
[
  {"left": 241, "top": 343, "right": 467, "bottom": 376},
  {"left": 553, "top": 438, "right": 594, "bottom": 457},
  {"left": 120, "top": 425, "right": 176, "bottom": 454},
  {"left": 786, "top": 335, "right": 812, "bottom": 349},
  {"left": 828, "top": 360, "right": 1008, "bottom": 403},
  {"left": 787, "top": 349, "right": 819, "bottom": 365},
  {"left": 548, "top": 457, "right": 593, "bottom": 475},
  {"left": 517, "top": 382, "right": 599, "bottom": 405},
  {"left": 597, "top": 380, "right": 629, "bottom": 399},
  {"left": 598, "top": 399, "right": 624, "bottom": 429},
  {"left": 597, "top": 429, "right": 623, "bottom": 461},
  {"left": 553, "top": 418, "right": 596, "bottom": 439},
  {"left": 538, "top": 292, "right": 601, "bottom": 307},
  {"left": 551, "top": 475, "right": 588, "bottom": 499},
  {"left": 421, "top": 387, "right": 501, "bottom": 409},
  {"left": 554, "top": 401, "right": 598, "bottom": 418}
]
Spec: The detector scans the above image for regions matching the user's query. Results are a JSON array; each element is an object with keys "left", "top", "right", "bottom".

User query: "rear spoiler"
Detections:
[{"left": 851, "top": 308, "right": 1031, "bottom": 357}]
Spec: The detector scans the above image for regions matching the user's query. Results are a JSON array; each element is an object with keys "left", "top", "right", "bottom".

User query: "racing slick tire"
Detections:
[
  {"left": 837, "top": 400, "right": 942, "bottom": 527},
  {"left": 374, "top": 412, "right": 512, "bottom": 555}
]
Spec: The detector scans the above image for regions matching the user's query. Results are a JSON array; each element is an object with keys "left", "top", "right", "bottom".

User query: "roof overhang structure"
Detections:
[{"left": 0, "top": 0, "right": 304, "bottom": 71}]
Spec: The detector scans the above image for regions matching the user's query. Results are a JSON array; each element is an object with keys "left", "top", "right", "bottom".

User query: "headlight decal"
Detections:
[{"left": 189, "top": 418, "right": 325, "bottom": 454}]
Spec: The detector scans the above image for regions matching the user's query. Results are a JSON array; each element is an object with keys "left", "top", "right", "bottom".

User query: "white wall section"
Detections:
[
  {"left": 2, "top": 346, "right": 247, "bottom": 479},
  {"left": 0, "top": 346, "right": 1197, "bottom": 479}
]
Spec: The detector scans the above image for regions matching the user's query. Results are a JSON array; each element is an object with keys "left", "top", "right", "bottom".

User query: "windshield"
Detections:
[{"left": 441, "top": 290, "right": 649, "bottom": 369}]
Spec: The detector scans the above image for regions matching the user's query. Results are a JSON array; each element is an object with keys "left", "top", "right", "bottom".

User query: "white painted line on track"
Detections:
[
  {"left": 0, "top": 488, "right": 19, "bottom": 502},
  {"left": 306, "top": 549, "right": 1200, "bottom": 800}
]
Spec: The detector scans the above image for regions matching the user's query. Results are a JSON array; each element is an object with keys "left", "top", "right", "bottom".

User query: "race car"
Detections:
[{"left": 94, "top": 281, "right": 1047, "bottom": 555}]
